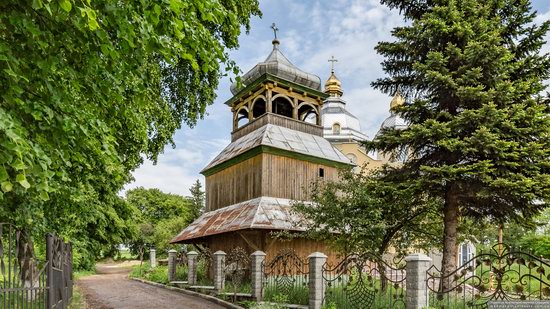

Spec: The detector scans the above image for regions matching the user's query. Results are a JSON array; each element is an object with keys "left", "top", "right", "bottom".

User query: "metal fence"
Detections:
[
  {"left": 262, "top": 249, "right": 309, "bottom": 306},
  {"left": 0, "top": 223, "right": 73, "bottom": 309},
  {"left": 323, "top": 253, "right": 406, "bottom": 309},
  {"left": 427, "top": 243, "right": 550, "bottom": 308}
]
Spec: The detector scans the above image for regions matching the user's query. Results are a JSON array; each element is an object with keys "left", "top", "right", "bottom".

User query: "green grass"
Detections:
[
  {"left": 0, "top": 290, "right": 47, "bottom": 308},
  {"left": 116, "top": 249, "right": 137, "bottom": 261},
  {"left": 263, "top": 283, "right": 309, "bottom": 305},
  {"left": 74, "top": 268, "right": 97, "bottom": 280},
  {"left": 323, "top": 279, "right": 405, "bottom": 309},
  {"left": 69, "top": 285, "right": 88, "bottom": 309},
  {"left": 129, "top": 262, "right": 188, "bottom": 284}
]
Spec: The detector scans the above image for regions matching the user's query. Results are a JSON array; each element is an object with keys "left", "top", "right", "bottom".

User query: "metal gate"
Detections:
[{"left": 0, "top": 223, "right": 73, "bottom": 309}]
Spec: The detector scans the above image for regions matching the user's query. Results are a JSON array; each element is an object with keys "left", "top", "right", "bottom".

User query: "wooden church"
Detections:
[{"left": 171, "top": 31, "right": 353, "bottom": 261}]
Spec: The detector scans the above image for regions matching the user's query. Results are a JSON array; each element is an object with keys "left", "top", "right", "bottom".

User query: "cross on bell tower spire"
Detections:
[
  {"left": 328, "top": 55, "right": 338, "bottom": 73},
  {"left": 271, "top": 23, "right": 279, "bottom": 40},
  {"left": 270, "top": 23, "right": 280, "bottom": 48}
]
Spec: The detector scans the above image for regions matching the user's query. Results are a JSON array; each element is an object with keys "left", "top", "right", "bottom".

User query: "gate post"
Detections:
[
  {"left": 168, "top": 249, "right": 177, "bottom": 282},
  {"left": 213, "top": 251, "right": 226, "bottom": 291},
  {"left": 187, "top": 251, "right": 198, "bottom": 285},
  {"left": 150, "top": 249, "right": 157, "bottom": 268},
  {"left": 251, "top": 251, "right": 266, "bottom": 301},
  {"left": 308, "top": 252, "right": 327, "bottom": 309},
  {"left": 405, "top": 253, "right": 432, "bottom": 309},
  {"left": 46, "top": 233, "right": 54, "bottom": 309}
]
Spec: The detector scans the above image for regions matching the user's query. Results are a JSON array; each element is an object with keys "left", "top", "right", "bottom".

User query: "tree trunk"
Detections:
[{"left": 440, "top": 186, "right": 459, "bottom": 292}]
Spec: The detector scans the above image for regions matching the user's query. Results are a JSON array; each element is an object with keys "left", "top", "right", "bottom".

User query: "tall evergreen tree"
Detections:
[
  {"left": 189, "top": 179, "right": 205, "bottom": 221},
  {"left": 369, "top": 0, "right": 550, "bottom": 288}
]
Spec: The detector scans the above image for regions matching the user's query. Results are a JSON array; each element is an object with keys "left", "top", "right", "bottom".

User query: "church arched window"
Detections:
[
  {"left": 332, "top": 123, "right": 341, "bottom": 135},
  {"left": 272, "top": 95, "right": 294, "bottom": 118},
  {"left": 346, "top": 153, "right": 357, "bottom": 164},
  {"left": 251, "top": 97, "right": 266, "bottom": 118},
  {"left": 236, "top": 108, "right": 249, "bottom": 128},
  {"left": 298, "top": 104, "right": 318, "bottom": 124}
]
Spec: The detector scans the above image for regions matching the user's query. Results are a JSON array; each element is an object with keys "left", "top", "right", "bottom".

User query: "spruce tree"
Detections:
[
  {"left": 369, "top": 0, "right": 550, "bottom": 288},
  {"left": 189, "top": 179, "right": 205, "bottom": 221}
]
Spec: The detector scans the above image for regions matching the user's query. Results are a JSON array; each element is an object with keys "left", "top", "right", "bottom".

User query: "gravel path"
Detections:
[{"left": 77, "top": 262, "right": 225, "bottom": 309}]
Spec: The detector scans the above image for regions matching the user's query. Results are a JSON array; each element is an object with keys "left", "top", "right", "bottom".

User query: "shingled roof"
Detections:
[
  {"left": 202, "top": 124, "right": 351, "bottom": 173},
  {"left": 170, "top": 197, "right": 306, "bottom": 243}
]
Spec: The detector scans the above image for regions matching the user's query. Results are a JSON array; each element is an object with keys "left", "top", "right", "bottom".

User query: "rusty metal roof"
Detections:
[
  {"left": 202, "top": 124, "right": 352, "bottom": 173},
  {"left": 170, "top": 197, "right": 306, "bottom": 243}
]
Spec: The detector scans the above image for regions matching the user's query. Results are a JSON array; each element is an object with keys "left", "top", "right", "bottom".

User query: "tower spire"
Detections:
[
  {"left": 390, "top": 87, "right": 405, "bottom": 112},
  {"left": 324, "top": 56, "right": 343, "bottom": 97},
  {"left": 271, "top": 23, "right": 280, "bottom": 47}
]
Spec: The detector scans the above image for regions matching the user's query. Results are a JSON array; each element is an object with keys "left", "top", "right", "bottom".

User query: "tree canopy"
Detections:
[
  {"left": 0, "top": 0, "right": 260, "bottom": 268},
  {"left": 125, "top": 187, "right": 195, "bottom": 255},
  {"left": 369, "top": 0, "right": 550, "bottom": 285},
  {"left": 294, "top": 168, "right": 442, "bottom": 256}
]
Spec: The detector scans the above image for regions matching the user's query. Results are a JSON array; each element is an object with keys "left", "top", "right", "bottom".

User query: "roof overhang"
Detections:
[
  {"left": 224, "top": 73, "right": 329, "bottom": 107},
  {"left": 170, "top": 197, "right": 308, "bottom": 243}
]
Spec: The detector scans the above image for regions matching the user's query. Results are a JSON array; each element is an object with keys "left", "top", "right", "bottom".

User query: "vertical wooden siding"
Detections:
[
  {"left": 205, "top": 155, "right": 263, "bottom": 211},
  {"left": 261, "top": 153, "right": 339, "bottom": 202}
]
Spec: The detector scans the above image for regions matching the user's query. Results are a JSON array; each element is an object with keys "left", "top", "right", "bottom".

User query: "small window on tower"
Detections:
[
  {"left": 319, "top": 168, "right": 325, "bottom": 178},
  {"left": 332, "top": 123, "right": 341, "bottom": 135}
]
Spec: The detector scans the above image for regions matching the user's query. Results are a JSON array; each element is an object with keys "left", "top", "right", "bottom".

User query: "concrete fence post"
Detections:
[
  {"left": 213, "top": 251, "right": 226, "bottom": 291},
  {"left": 250, "top": 251, "right": 266, "bottom": 301},
  {"left": 150, "top": 249, "right": 157, "bottom": 268},
  {"left": 167, "top": 249, "right": 177, "bottom": 282},
  {"left": 405, "top": 253, "right": 432, "bottom": 309},
  {"left": 187, "top": 251, "right": 199, "bottom": 285},
  {"left": 308, "top": 252, "right": 327, "bottom": 309}
]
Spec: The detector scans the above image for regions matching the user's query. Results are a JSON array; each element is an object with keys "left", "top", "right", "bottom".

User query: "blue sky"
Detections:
[{"left": 124, "top": 0, "right": 550, "bottom": 197}]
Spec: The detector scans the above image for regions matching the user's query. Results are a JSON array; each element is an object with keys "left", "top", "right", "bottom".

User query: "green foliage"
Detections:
[
  {"left": 294, "top": 168, "right": 442, "bottom": 255},
  {"left": 189, "top": 179, "right": 205, "bottom": 222},
  {"left": 0, "top": 0, "right": 260, "bottom": 268},
  {"left": 519, "top": 234, "right": 550, "bottom": 258},
  {"left": 129, "top": 261, "right": 187, "bottom": 285},
  {"left": 371, "top": 0, "right": 550, "bottom": 275},
  {"left": 126, "top": 187, "right": 192, "bottom": 255},
  {"left": 263, "top": 284, "right": 309, "bottom": 306},
  {"left": 126, "top": 187, "right": 191, "bottom": 224}
]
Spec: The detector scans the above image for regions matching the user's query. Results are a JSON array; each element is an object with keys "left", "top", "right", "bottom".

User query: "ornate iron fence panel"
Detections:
[
  {"left": 262, "top": 249, "right": 309, "bottom": 305},
  {"left": 0, "top": 223, "right": 48, "bottom": 308},
  {"left": 224, "top": 247, "right": 251, "bottom": 301},
  {"left": 427, "top": 244, "right": 550, "bottom": 308},
  {"left": 46, "top": 233, "right": 73, "bottom": 309},
  {"left": 322, "top": 253, "right": 406, "bottom": 309}
]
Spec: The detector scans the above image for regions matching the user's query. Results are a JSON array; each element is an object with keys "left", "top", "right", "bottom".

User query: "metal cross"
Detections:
[
  {"left": 328, "top": 55, "right": 338, "bottom": 73},
  {"left": 271, "top": 23, "right": 279, "bottom": 39}
]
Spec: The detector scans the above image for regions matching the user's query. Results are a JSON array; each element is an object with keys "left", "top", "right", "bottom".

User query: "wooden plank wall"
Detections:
[
  {"left": 261, "top": 153, "right": 339, "bottom": 202},
  {"left": 205, "top": 155, "right": 263, "bottom": 211},
  {"left": 207, "top": 231, "right": 342, "bottom": 266}
]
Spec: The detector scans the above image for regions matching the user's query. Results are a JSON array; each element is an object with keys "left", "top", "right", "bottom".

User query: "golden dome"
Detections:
[
  {"left": 324, "top": 72, "right": 343, "bottom": 97},
  {"left": 390, "top": 89, "right": 405, "bottom": 111}
]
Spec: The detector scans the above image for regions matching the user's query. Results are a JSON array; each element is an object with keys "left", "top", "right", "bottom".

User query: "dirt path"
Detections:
[{"left": 77, "top": 262, "right": 225, "bottom": 309}]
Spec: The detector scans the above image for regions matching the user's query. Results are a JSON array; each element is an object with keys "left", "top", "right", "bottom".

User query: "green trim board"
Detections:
[
  {"left": 201, "top": 145, "right": 352, "bottom": 176},
  {"left": 224, "top": 73, "right": 329, "bottom": 107}
]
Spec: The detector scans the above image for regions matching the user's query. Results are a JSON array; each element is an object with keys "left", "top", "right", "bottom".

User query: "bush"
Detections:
[{"left": 129, "top": 262, "right": 188, "bottom": 284}]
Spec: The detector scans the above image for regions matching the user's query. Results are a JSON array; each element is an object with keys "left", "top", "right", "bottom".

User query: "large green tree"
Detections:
[
  {"left": 369, "top": 0, "right": 550, "bottom": 287},
  {"left": 126, "top": 187, "right": 192, "bottom": 254},
  {"left": 294, "top": 168, "right": 442, "bottom": 256},
  {"left": 0, "top": 0, "right": 260, "bottom": 267}
]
